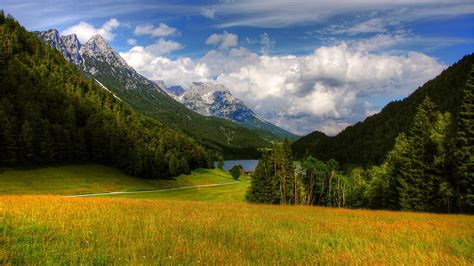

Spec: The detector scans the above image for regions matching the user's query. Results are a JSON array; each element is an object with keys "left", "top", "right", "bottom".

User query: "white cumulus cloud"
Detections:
[
  {"left": 120, "top": 41, "right": 202, "bottom": 87},
  {"left": 206, "top": 31, "right": 238, "bottom": 49},
  {"left": 121, "top": 37, "right": 445, "bottom": 135},
  {"left": 134, "top": 23, "right": 178, "bottom": 37},
  {"left": 119, "top": 39, "right": 184, "bottom": 69},
  {"left": 62, "top": 18, "right": 119, "bottom": 43}
]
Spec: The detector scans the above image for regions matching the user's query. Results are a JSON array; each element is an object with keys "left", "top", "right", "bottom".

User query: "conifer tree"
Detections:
[
  {"left": 387, "top": 97, "right": 453, "bottom": 212},
  {"left": 180, "top": 157, "right": 190, "bottom": 175},
  {"left": 455, "top": 67, "right": 474, "bottom": 212},
  {"left": 20, "top": 120, "right": 35, "bottom": 161},
  {"left": 168, "top": 154, "right": 179, "bottom": 177},
  {"left": 246, "top": 149, "right": 278, "bottom": 203}
]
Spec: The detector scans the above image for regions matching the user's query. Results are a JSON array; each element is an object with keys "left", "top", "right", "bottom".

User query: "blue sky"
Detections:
[{"left": 2, "top": 0, "right": 474, "bottom": 135}]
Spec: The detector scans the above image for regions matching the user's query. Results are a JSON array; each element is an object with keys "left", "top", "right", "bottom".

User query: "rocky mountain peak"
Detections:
[
  {"left": 80, "top": 34, "right": 129, "bottom": 69},
  {"left": 163, "top": 81, "right": 256, "bottom": 122},
  {"left": 37, "top": 29, "right": 62, "bottom": 50},
  {"left": 61, "top": 34, "right": 82, "bottom": 65}
]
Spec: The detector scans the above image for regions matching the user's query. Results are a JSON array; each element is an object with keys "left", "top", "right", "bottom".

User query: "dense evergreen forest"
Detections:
[
  {"left": 249, "top": 69, "right": 473, "bottom": 213},
  {"left": 0, "top": 12, "right": 211, "bottom": 178},
  {"left": 292, "top": 54, "right": 474, "bottom": 166}
]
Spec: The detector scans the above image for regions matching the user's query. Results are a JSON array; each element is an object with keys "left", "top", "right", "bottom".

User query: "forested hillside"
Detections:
[
  {"left": 0, "top": 12, "right": 210, "bottom": 178},
  {"left": 292, "top": 54, "right": 474, "bottom": 166}
]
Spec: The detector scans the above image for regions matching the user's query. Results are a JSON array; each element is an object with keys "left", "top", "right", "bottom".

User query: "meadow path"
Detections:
[{"left": 66, "top": 181, "right": 240, "bottom": 198}]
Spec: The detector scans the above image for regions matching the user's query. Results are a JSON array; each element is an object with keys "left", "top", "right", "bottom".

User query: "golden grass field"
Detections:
[
  {"left": 0, "top": 165, "right": 473, "bottom": 264},
  {"left": 1, "top": 195, "right": 473, "bottom": 265}
]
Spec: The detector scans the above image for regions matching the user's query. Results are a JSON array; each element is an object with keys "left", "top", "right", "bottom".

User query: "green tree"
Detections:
[
  {"left": 229, "top": 165, "right": 242, "bottom": 180},
  {"left": 20, "top": 120, "right": 35, "bottom": 161},
  {"left": 217, "top": 156, "right": 224, "bottom": 170},
  {"left": 180, "top": 157, "right": 191, "bottom": 175},
  {"left": 272, "top": 138, "right": 294, "bottom": 204},
  {"left": 454, "top": 67, "right": 474, "bottom": 212},
  {"left": 387, "top": 97, "right": 453, "bottom": 212},
  {"left": 364, "top": 164, "right": 390, "bottom": 209},
  {"left": 246, "top": 149, "right": 278, "bottom": 204},
  {"left": 168, "top": 154, "right": 179, "bottom": 177},
  {"left": 301, "top": 156, "right": 328, "bottom": 205}
]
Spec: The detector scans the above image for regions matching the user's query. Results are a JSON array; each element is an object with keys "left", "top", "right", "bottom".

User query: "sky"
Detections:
[{"left": 2, "top": 0, "right": 474, "bottom": 136}]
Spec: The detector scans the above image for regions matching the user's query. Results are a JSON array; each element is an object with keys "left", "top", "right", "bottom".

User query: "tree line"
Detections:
[
  {"left": 0, "top": 12, "right": 212, "bottom": 178},
  {"left": 248, "top": 71, "right": 473, "bottom": 213}
]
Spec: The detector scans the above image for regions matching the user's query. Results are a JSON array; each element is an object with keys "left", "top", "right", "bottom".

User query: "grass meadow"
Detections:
[
  {"left": 0, "top": 165, "right": 234, "bottom": 195},
  {"left": 101, "top": 175, "right": 250, "bottom": 202},
  {"left": 0, "top": 165, "right": 473, "bottom": 264},
  {"left": 1, "top": 196, "right": 473, "bottom": 265}
]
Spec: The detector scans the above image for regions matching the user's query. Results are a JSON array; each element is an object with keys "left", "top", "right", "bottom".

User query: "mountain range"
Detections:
[
  {"left": 162, "top": 81, "right": 295, "bottom": 138},
  {"left": 33, "top": 29, "right": 474, "bottom": 166},
  {"left": 36, "top": 29, "right": 295, "bottom": 158}
]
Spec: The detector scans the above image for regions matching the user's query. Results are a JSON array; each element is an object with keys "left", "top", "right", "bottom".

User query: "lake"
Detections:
[{"left": 215, "top": 160, "right": 259, "bottom": 172}]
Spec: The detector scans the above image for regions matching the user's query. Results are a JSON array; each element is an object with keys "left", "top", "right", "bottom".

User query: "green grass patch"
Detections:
[
  {"left": 0, "top": 164, "right": 234, "bottom": 196},
  {"left": 102, "top": 178, "right": 250, "bottom": 202}
]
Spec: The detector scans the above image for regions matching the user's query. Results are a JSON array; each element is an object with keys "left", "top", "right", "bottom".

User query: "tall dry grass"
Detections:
[{"left": 1, "top": 195, "right": 473, "bottom": 264}]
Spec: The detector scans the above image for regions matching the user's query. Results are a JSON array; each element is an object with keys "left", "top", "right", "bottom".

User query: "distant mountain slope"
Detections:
[
  {"left": 0, "top": 14, "right": 209, "bottom": 179},
  {"left": 292, "top": 54, "right": 474, "bottom": 165},
  {"left": 163, "top": 81, "right": 297, "bottom": 139},
  {"left": 36, "top": 29, "right": 288, "bottom": 158}
]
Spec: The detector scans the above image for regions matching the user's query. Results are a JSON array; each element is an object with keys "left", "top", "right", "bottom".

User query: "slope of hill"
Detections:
[
  {"left": 36, "top": 29, "right": 292, "bottom": 158},
  {"left": 292, "top": 54, "right": 474, "bottom": 165},
  {"left": 0, "top": 14, "right": 209, "bottom": 178},
  {"left": 163, "top": 81, "right": 297, "bottom": 139}
]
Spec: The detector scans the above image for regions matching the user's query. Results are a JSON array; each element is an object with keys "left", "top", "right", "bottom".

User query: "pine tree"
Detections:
[
  {"left": 454, "top": 67, "right": 474, "bottom": 212},
  {"left": 430, "top": 112, "right": 454, "bottom": 212},
  {"left": 153, "top": 147, "right": 167, "bottom": 177},
  {"left": 387, "top": 97, "right": 453, "bottom": 212},
  {"left": 20, "top": 120, "right": 35, "bottom": 161},
  {"left": 246, "top": 149, "right": 278, "bottom": 203},
  {"left": 180, "top": 157, "right": 190, "bottom": 175},
  {"left": 168, "top": 154, "right": 179, "bottom": 177}
]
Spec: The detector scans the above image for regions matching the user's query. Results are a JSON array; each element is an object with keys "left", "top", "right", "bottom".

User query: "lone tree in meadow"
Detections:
[{"left": 229, "top": 165, "right": 243, "bottom": 180}]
